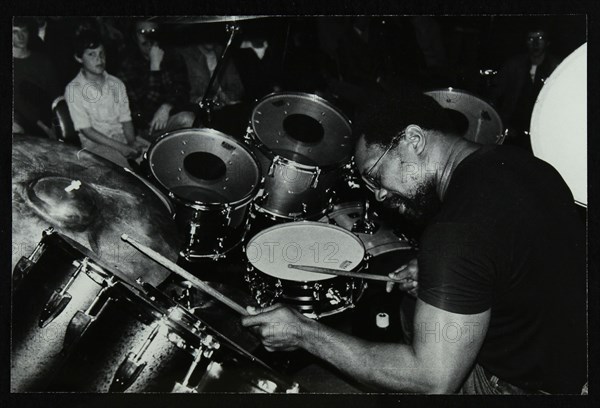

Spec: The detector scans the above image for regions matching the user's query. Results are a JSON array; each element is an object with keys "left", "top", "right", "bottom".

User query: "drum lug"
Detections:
[
  {"left": 221, "top": 205, "right": 232, "bottom": 226},
  {"left": 325, "top": 287, "right": 343, "bottom": 305},
  {"left": 310, "top": 167, "right": 321, "bottom": 188},
  {"left": 268, "top": 155, "right": 281, "bottom": 177},
  {"left": 39, "top": 257, "right": 89, "bottom": 328}
]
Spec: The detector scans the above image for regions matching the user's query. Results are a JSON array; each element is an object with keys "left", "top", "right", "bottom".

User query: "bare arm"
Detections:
[
  {"left": 243, "top": 301, "right": 490, "bottom": 393},
  {"left": 80, "top": 127, "right": 136, "bottom": 158},
  {"left": 121, "top": 120, "right": 136, "bottom": 145}
]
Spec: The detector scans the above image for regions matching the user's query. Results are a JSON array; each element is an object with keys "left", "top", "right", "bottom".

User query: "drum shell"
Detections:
[
  {"left": 48, "top": 286, "right": 205, "bottom": 392},
  {"left": 47, "top": 284, "right": 300, "bottom": 393},
  {"left": 252, "top": 147, "right": 339, "bottom": 220},
  {"left": 11, "top": 233, "right": 115, "bottom": 392},
  {"left": 245, "top": 265, "right": 365, "bottom": 319},
  {"left": 144, "top": 128, "right": 262, "bottom": 260},
  {"left": 173, "top": 199, "right": 252, "bottom": 259}
]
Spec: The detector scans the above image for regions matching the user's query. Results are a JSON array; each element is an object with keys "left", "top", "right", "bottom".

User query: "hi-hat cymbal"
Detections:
[
  {"left": 12, "top": 136, "right": 181, "bottom": 288},
  {"left": 149, "top": 16, "right": 267, "bottom": 25}
]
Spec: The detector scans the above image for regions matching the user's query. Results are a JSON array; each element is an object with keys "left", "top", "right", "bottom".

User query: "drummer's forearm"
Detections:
[
  {"left": 80, "top": 127, "right": 129, "bottom": 151},
  {"left": 300, "top": 319, "right": 422, "bottom": 392}
]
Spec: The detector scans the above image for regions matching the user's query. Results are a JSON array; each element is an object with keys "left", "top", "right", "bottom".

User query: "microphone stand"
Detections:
[{"left": 193, "top": 23, "right": 241, "bottom": 128}]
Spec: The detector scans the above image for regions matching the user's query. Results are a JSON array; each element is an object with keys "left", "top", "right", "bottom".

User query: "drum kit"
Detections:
[{"left": 11, "top": 15, "right": 513, "bottom": 392}]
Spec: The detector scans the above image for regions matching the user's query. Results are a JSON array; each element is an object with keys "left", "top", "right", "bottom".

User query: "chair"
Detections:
[{"left": 51, "top": 96, "right": 81, "bottom": 147}]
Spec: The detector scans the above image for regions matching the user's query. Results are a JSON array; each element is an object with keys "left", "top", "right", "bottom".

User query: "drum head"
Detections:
[
  {"left": 147, "top": 128, "right": 261, "bottom": 205},
  {"left": 426, "top": 88, "right": 504, "bottom": 145},
  {"left": 530, "top": 43, "right": 587, "bottom": 207},
  {"left": 246, "top": 222, "right": 365, "bottom": 282},
  {"left": 251, "top": 93, "right": 354, "bottom": 167}
]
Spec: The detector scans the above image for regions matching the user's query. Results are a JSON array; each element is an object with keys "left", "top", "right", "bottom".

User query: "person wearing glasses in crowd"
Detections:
[
  {"left": 242, "top": 89, "right": 586, "bottom": 394},
  {"left": 491, "top": 27, "right": 560, "bottom": 153},
  {"left": 118, "top": 19, "right": 195, "bottom": 142}
]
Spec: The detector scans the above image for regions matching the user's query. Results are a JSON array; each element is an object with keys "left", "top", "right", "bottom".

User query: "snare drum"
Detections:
[
  {"left": 246, "top": 93, "right": 354, "bottom": 220},
  {"left": 244, "top": 222, "right": 367, "bottom": 319},
  {"left": 11, "top": 229, "right": 129, "bottom": 392},
  {"left": 145, "top": 128, "right": 262, "bottom": 261}
]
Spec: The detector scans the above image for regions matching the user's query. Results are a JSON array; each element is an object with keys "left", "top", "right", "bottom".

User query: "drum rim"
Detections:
[
  {"left": 424, "top": 87, "right": 504, "bottom": 145},
  {"left": 249, "top": 91, "right": 354, "bottom": 170},
  {"left": 146, "top": 127, "right": 263, "bottom": 210},
  {"left": 246, "top": 220, "right": 366, "bottom": 281},
  {"left": 247, "top": 220, "right": 366, "bottom": 254}
]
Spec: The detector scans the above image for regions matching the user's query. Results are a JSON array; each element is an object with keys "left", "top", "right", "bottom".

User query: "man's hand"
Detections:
[
  {"left": 387, "top": 258, "right": 418, "bottom": 296},
  {"left": 241, "top": 304, "right": 312, "bottom": 352},
  {"left": 149, "top": 103, "right": 172, "bottom": 133},
  {"left": 149, "top": 44, "right": 165, "bottom": 71}
]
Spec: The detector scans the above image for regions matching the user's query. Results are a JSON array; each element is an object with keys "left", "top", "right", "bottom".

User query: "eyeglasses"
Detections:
[
  {"left": 362, "top": 130, "right": 405, "bottom": 192},
  {"left": 527, "top": 35, "right": 546, "bottom": 42},
  {"left": 137, "top": 28, "right": 157, "bottom": 35}
]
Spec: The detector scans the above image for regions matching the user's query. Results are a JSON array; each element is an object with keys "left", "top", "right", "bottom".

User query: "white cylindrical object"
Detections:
[{"left": 376, "top": 312, "right": 390, "bottom": 329}]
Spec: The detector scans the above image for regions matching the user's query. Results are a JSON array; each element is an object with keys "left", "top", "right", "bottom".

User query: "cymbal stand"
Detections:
[{"left": 193, "top": 23, "right": 241, "bottom": 128}]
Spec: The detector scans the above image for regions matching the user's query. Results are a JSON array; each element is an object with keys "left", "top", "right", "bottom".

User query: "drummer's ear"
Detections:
[
  {"left": 404, "top": 125, "right": 426, "bottom": 155},
  {"left": 74, "top": 54, "right": 82, "bottom": 64}
]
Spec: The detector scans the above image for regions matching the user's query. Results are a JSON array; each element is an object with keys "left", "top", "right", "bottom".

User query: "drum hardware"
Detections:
[
  {"left": 192, "top": 23, "right": 241, "bottom": 128},
  {"left": 122, "top": 234, "right": 249, "bottom": 315},
  {"left": 351, "top": 199, "right": 376, "bottom": 235}
]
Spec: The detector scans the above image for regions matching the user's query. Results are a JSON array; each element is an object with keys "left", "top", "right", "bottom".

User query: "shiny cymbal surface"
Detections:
[
  {"left": 149, "top": 16, "right": 266, "bottom": 24},
  {"left": 12, "top": 136, "right": 181, "bottom": 287}
]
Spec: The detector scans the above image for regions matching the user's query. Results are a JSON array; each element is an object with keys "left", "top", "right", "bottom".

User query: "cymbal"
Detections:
[
  {"left": 12, "top": 136, "right": 181, "bottom": 288},
  {"left": 149, "top": 16, "right": 267, "bottom": 25}
]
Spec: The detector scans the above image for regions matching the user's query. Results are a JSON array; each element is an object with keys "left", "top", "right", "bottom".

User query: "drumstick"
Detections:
[
  {"left": 288, "top": 264, "right": 411, "bottom": 283},
  {"left": 121, "top": 234, "right": 248, "bottom": 316}
]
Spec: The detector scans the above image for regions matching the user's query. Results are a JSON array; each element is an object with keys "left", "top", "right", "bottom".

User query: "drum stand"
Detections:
[{"left": 193, "top": 23, "right": 241, "bottom": 128}]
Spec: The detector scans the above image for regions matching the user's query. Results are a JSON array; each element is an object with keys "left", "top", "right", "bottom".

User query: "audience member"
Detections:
[
  {"left": 492, "top": 28, "right": 560, "bottom": 153},
  {"left": 65, "top": 30, "right": 146, "bottom": 169},
  {"left": 177, "top": 40, "right": 245, "bottom": 108},
  {"left": 13, "top": 17, "right": 61, "bottom": 138},
  {"left": 118, "top": 19, "right": 194, "bottom": 142}
]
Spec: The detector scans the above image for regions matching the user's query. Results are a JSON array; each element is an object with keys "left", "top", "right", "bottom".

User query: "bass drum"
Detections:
[
  {"left": 530, "top": 43, "right": 587, "bottom": 207},
  {"left": 425, "top": 88, "right": 504, "bottom": 145}
]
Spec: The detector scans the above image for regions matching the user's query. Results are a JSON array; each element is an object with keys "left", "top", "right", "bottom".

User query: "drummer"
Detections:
[
  {"left": 65, "top": 29, "right": 147, "bottom": 169},
  {"left": 241, "top": 90, "right": 586, "bottom": 394}
]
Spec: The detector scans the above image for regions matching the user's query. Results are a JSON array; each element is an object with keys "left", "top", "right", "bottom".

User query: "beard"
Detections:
[{"left": 382, "top": 179, "right": 442, "bottom": 227}]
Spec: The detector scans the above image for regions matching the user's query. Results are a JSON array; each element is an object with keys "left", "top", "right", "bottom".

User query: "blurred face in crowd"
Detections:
[
  {"left": 12, "top": 25, "right": 30, "bottom": 50},
  {"left": 76, "top": 44, "right": 106, "bottom": 77},
  {"left": 135, "top": 21, "right": 159, "bottom": 58},
  {"left": 526, "top": 30, "right": 549, "bottom": 58}
]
